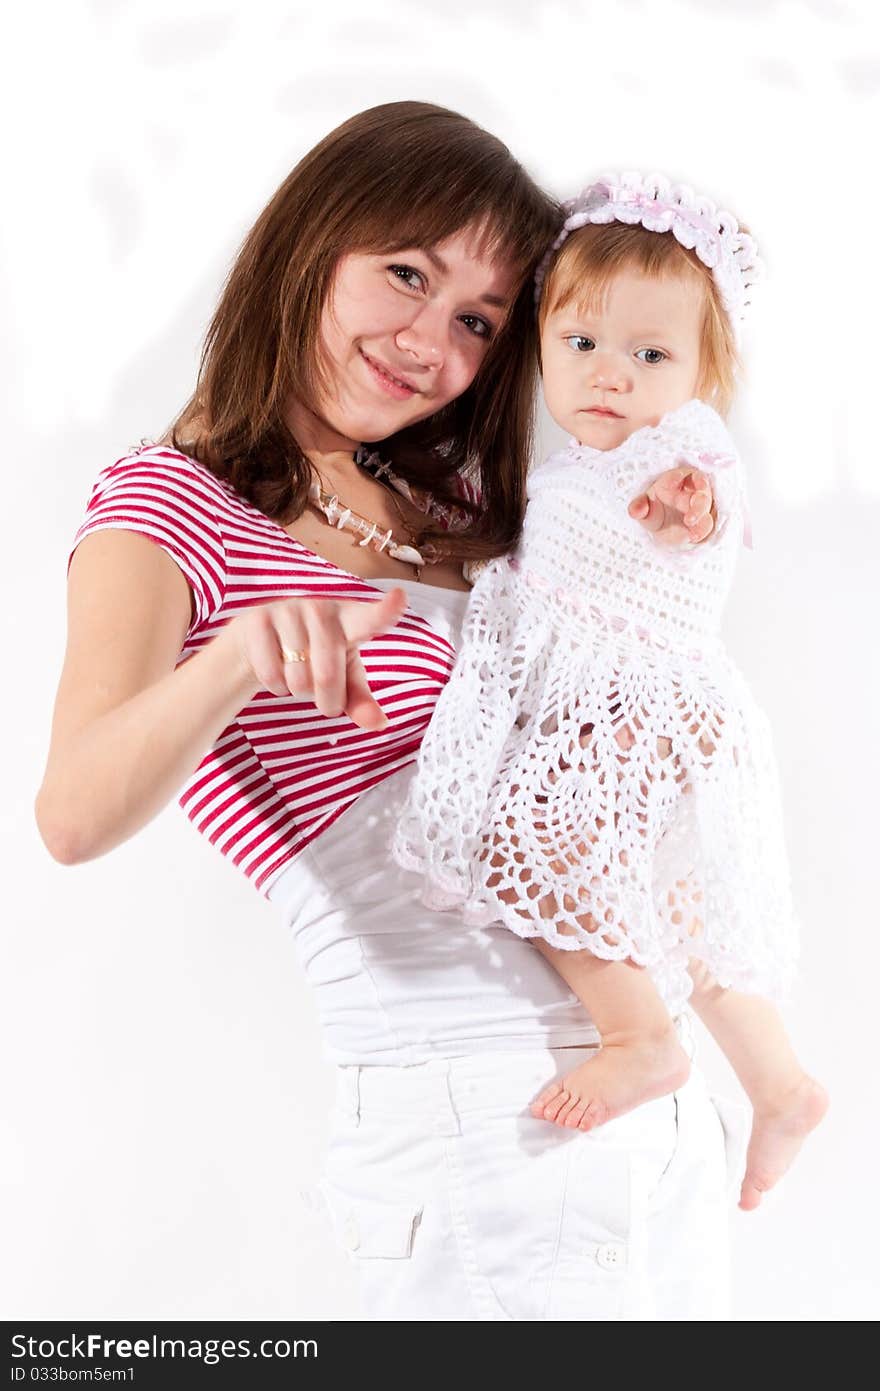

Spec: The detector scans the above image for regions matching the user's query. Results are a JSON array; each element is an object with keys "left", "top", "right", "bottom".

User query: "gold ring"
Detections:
[{"left": 280, "top": 646, "right": 308, "bottom": 664}]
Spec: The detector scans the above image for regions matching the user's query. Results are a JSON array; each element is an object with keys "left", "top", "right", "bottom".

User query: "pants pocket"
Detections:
[
  {"left": 448, "top": 1117, "right": 635, "bottom": 1321},
  {"left": 315, "top": 1179, "right": 423, "bottom": 1260},
  {"left": 545, "top": 1135, "right": 634, "bottom": 1320}
]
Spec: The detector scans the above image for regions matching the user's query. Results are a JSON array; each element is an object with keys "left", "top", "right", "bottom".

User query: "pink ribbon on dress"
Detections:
[{"left": 695, "top": 451, "right": 753, "bottom": 549}]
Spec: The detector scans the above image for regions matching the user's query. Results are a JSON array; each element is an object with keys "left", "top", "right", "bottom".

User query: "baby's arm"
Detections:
[{"left": 629, "top": 465, "right": 716, "bottom": 545}]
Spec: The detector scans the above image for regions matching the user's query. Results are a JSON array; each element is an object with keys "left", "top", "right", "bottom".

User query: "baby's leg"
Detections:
[
  {"left": 688, "top": 960, "right": 829, "bottom": 1211},
  {"left": 529, "top": 941, "right": 691, "bottom": 1130},
  {"left": 479, "top": 715, "right": 688, "bottom": 1129}
]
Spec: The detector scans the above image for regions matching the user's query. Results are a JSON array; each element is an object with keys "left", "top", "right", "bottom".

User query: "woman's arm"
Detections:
[
  {"left": 35, "top": 530, "right": 257, "bottom": 863},
  {"left": 35, "top": 530, "right": 406, "bottom": 864}
]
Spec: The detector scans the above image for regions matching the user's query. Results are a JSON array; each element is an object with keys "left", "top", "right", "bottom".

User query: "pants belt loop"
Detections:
[
  {"left": 442, "top": 1067, "right": 462, "bottom": 1137},
  {"left": 675, "top": 1010, "right": 696, "bottom": 1062},
  {"left": 353, "top": 1065, "right": 362, "bottom": 1127}
]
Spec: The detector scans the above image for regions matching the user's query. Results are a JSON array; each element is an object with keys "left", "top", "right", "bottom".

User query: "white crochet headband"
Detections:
[{"left": 535, "top": 171, "right": 762, "bottom": 344}]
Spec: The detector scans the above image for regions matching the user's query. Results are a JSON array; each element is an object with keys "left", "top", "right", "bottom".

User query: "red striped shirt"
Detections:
[{"left": 70, "top": 445, "right": 468, "bottom": 895}]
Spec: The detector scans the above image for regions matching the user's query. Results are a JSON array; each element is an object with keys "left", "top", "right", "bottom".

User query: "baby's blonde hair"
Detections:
[{"left": 537, "top": 221, "right": 741, "bottom": 415}]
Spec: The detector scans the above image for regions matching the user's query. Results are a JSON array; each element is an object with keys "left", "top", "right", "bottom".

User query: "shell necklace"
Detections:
[
  {"left": 306, "top": 449, "right": 487, "bottom": 586},
  {"left": 306, "top": 450, "right": 441, "bottom": 582},
  {"left": 307, "top": 479, "right": 428, "bottom": 579}
]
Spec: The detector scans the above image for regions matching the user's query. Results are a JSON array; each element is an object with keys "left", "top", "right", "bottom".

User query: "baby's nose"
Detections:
[{"left": 588, "top": 354, "right": 629, "bottom": 389}]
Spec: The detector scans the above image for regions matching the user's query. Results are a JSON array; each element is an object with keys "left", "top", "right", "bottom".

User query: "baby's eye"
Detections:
[
  {"left": 565, "top": 335, "right": 595, "bottom": 352},
  {"left": 635, "top": 347, "right": 667, "bottom": 364},
  {"left": 388, "top": 264, "right": 425, "bottom": 291}
]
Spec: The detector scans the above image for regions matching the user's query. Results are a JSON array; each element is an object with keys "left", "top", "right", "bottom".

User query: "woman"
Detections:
[{"left": 36, "top": 102, "right": 737, "bottom": 1320}]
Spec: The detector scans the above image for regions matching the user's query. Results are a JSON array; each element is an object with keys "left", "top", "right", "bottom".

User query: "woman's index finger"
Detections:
[{"left": 339, "top": 587, "right": 409, "bottom": 645}]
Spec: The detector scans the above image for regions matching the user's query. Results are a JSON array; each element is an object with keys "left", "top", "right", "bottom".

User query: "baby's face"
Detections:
[{"left": 540, "top": 267, "right": 704, "bottom": 450}]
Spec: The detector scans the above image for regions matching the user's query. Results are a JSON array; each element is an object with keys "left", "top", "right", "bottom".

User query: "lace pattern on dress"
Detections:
[{"left": 392, "top": 400, "right": 798, "bottom": 1014}]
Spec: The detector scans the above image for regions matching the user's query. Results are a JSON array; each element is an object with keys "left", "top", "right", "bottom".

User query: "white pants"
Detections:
[{"left": 312, "top": 1041, "right": 748, "bottom": 1320}]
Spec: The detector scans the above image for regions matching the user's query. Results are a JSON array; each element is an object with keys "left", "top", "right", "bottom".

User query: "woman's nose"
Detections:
[{"left": 395, "top": 306, "right": 446, "bottom": 368}]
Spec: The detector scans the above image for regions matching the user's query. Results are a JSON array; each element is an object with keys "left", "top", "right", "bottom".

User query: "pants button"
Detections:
[{"left": 596, "top": 1241, "right": 627, "bottom": 1270}]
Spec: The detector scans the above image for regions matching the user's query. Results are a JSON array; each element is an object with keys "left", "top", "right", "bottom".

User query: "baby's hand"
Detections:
[{"left": 628, "top": 466, "right": 715, "bottom": 547}]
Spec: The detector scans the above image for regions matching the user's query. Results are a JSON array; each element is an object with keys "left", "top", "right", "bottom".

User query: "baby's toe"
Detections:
[
  {"left": 542, "top": 1090, "right": 571, "bottom": 1124},
  {"left": 577, "top": 1098, "right": 608, "bottom": 1132},
  {"left": 563, "top": 1099, "right": 590, "bottom": 1129},
  {"left": 554, "top": 1093, "right": 583, "bottom": 1127},
  {"left": 533, "top": 1081, "right": 564, "bottom": 1110},
  {"left": 739, "top": 1170, "right": 774, "bottom": 1212}
]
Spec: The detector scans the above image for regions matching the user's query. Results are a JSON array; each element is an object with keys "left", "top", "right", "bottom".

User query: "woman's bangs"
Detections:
[
  {"left": 351, "top": 203, "right": 526, "bottom": 278},
  {"left": 347, "top": 165, "right": 553, "bottom": 285}
]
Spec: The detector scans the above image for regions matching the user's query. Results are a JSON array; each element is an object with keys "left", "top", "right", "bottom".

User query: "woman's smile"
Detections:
[{"left": 358, "top": 347, "right": 421, "bottom": 399}]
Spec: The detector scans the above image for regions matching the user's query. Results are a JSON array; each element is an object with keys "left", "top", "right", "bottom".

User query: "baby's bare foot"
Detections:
[
  {"left": 739, "top": 1074, "right": 829, "bottom": 1211},
  {"left": 530, "top": 1030, "right": 691, "bottom": 1132}
]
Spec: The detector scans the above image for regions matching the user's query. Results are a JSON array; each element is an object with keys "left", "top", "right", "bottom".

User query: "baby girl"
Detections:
[{"left": 394, "top": 173, "right": 827, "bottom": 1211}]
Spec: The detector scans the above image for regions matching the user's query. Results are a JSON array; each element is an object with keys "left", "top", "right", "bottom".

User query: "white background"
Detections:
[{"left": 3, "top": 0, "right": 878, "bottom": 1321}]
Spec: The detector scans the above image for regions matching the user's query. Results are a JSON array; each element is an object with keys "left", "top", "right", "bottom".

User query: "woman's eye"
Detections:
[
  {"left": 635, "top": 347, "right": 667, "bottom": 364},
  {"left": 460, "top": 313, "right": 492, "bottom": 340},
  {"left": 565, "top": 335, "right": 595, "bottom": 352},
  {"left": 388, "top": 264, "right": 425, "bottom": 291}
]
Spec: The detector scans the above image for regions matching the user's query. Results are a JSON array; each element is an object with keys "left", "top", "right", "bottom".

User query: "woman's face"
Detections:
[{"left": 294, "top": 224, "right": 517, "bottom": 453}]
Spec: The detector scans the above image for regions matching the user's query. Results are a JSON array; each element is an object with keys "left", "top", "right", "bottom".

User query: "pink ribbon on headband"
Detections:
[{"left": 628, "top": 193, "right": 721, "bottom": 238}]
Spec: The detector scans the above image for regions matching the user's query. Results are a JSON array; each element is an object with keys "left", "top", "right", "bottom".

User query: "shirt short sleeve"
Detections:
[{"left": 68, "top": 448, "right": 227, "bottom": 634}]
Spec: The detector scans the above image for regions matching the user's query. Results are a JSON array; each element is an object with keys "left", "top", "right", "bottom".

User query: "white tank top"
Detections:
[{"left": 267, "top": 579, "right": 599, "bottom": 1065}]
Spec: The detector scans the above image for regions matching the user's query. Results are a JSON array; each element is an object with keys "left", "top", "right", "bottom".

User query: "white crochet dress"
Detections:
[{"left": 392, "top": 399, "right": 797, "bottom": 1015}]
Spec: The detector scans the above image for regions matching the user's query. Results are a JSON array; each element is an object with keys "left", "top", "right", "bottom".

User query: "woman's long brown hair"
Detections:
[{"left": 169, "top": 101, "right": 561, "bottom": 558}]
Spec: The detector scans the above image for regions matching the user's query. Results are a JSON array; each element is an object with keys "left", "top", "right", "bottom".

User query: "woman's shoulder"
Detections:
[
  {"left": 80, "top": 441, "right": 270, "bottom": 552},
  {"left": 88, "top": 440, "right": 236, "bottom": 508},
  {"left": 70, "top": 440, "right": 236, "bottom": 631}
]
